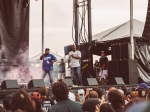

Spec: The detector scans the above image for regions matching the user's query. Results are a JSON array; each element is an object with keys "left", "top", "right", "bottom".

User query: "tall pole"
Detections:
[
  {"left": 74, "top": 0, "right": 79, "bottom": 50},
  {"left": 42, "top": 0, "right": 44, "bottom": 53},
  {"left": 87, "top": 0, "right": 93, "bottom": 77},
  {"left": 130, "top": 0, "right": 134, "bottom": 60}
]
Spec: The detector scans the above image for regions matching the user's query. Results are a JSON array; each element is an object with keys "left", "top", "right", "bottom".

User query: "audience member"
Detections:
[
  {"left": 100, "top": 103, "right": 115, "bottom": 112},
  {"left": 118, "top": 89, "right": 124, "bottom": 95},
  {"left": 108, "top": 90, "right": 124, "bottom": 112},
  {"left": 92, "top": 87, "right": 103, "bottom": 99},
  {"left": 10, "top": 89, "right": 35, "bottom": 112},
  {"left": 82, "top": 98, "right": 101, "bottom": 112},
  {"left": 38, "top": 87, "right": 48, "bottom": 102},
  {"left": 146, "top": 89, "right": 150, "bottom": 100},
  {"left": 123, "top": 99, "right": 149, "bottom": 112},
  {"left": 121, "top": 84, "right": 127, "bottom": 93},
  {"left": 30, "top": 92, "right": 42, "bottom": 103},
  {"left": 89, "top": 91, "right": 98, "bottom": 98},
  {"left": 136, "top": 83, "right": 148, "bottom": 98},
  {"left": 3, "top": 94, "right": 12, "bottom": 112},
  {"left": 78, "top": 89, "right": 85, "bottom": 102},
  {"left": 50, "top": 81, "right": 83, "bottom": 112},
  {"left": 32, "top": 98, "right": 44, "bottom": 112},
  {"left": 74, "top": 92, "right": 80, "bottom": 102},
  {"left": 109, "top": 87, "right": 117, "bottom": 92},
  {"left": 123, "top": 98, "right": 147, "bottom": 112},
  {"left": 68, "top": 92, "right": 75, "bottom": 101}
]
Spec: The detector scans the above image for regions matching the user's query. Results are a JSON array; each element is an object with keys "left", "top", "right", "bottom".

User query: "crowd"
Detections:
[{"left": 0, "top": 81, "right": 150, "bottom": 112}]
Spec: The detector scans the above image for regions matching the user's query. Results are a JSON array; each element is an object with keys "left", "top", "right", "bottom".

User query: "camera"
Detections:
[{"left": 136, "top": 87, "right": 147, "bottom": 98}]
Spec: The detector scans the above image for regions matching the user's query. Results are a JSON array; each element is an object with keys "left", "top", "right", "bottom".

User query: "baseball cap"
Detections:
[
  {"left": 45, "top": 48, "right": 50, "bottom": 51},
  {"left": 137, "top": 83, "right": 148, "bottom": 90},
  {"left": 78, "top": 89, "right": 85, "bottom": 95},
  {"left": 82, "top": 98, "right": 101, "bottom": 112}
]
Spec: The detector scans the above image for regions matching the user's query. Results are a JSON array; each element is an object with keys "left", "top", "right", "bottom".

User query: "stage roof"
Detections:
[{"left": 92, "top": 19, "right": 144, "bottom": 42}]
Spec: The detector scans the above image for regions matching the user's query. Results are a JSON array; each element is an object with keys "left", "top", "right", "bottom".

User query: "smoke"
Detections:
[
  {"left": 0, "top": 44, "right": 61, "bottom": 84},
  {"left": 0, "top": 44, "right": 43, "bottom": 83}
]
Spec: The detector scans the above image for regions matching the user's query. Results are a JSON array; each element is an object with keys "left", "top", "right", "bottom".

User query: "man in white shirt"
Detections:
[{"left": 68, "top": 44, "right": 82, "bottom": 86}]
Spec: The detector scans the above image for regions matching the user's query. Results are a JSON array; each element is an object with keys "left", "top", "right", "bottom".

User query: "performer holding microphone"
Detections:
[
  {"left": 68, "top": 44, "right": 83, "bottom": 86},
  {"left": 40, "top": 48, "right": 57, "bottom": 86}
]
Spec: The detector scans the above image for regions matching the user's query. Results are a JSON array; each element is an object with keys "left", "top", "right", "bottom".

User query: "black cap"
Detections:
[{"left": 45, "top": 48, "right": 50, "bottom": 51}]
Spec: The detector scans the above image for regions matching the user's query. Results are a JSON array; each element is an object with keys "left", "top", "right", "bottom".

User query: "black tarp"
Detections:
[{"left": 0, "top": 0, "right": 29, "bottom": 66}]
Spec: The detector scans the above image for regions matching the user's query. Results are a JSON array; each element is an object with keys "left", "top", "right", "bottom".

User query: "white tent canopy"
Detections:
[{"left": 93, "top": 19, "right": 144, "bottom": 42}]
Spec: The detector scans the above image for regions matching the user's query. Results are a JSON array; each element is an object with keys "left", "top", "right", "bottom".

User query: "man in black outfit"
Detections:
[{"left": 99, "top": 51, "right": 108, "bottom": 69}]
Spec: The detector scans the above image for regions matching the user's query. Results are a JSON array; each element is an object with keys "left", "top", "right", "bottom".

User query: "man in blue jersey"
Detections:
[{"left": 40, "top": 48, "right": 57, "bottom": 85}]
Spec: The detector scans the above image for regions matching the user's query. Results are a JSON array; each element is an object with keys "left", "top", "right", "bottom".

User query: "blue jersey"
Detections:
[{"left": 42, "top": 54, "right": 56, "bottom": 71}]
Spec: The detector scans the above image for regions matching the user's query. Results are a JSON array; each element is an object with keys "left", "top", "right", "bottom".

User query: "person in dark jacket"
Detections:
[
  {"left": 50, "top": 81, "right": 83, "bottom": 112},
  {"left": 99, "top": 51, "right": 108, "bottom": 69}
]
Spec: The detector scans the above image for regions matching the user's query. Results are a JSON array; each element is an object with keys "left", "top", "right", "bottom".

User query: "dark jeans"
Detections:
[{"left": 71, "top": 67, "right": 82, "bottom": 85}]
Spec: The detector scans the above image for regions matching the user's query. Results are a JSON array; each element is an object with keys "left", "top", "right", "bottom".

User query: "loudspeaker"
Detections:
[
  {"left": 120, "top": 43, "right": 132, "bottom": 60},
  {"left": 83, "top": 78, "right": 98, "bottom": 86},
  {"left": 64, "top": 45, "right": 72, "bottom": 55},
  {"left": 111, "top": 44, "right": 121, "bottom": 60},
  {"left": 108, "top": 77, "right": 125, "bottom": 85},
  {"left": 1, "top": 80, "right": 19, "bottom": 89},
  {"left": 62, "top": 79, "right": 73, "bottom": 87},
  {"left": 107, "top": 60, "right": 119, "bottom": 80},
  {"left": 28, "top": 79, "right": 45, "bottom": 88},
  {"left": 108, "top": 60, "right": 118, "bottom": 72},
  {"left": 118, "top": 59, "right": 138, "bottom": 84}
]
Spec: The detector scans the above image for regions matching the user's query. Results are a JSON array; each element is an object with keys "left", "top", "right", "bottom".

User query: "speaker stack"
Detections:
[{"left": 108, "top": 43, "right": 138, "bottom": 84}]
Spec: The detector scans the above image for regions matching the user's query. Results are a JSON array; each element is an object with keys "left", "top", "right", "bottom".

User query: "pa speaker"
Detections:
[
  {"left": 28, "top": 79, "right": 45, "bottom": 88},
  {"left": 1, "top": 80, "right": 19, "bottom": 89},
  {"left": 111, "top": 43, "right": 121, "bottom": 60},
  {"left": 118, "top": 59, "right": 138, "bottom": 84},
  {"left": 64, "top": 45, "right": 72, "bottom": 55},
  {"left": 62, "top": 79, "right": 73, "bottom": 87},
  {"left": 107, "top": 60, "right": 119, "bottom": 80},
  {"left": 83, "top": 78, "right": 98, "bottom": 86},
  {"left": 108, "top": 77, "right": 125, "bottom": 85},
  {"left": 120, "top": 43, "right": 132, "bottom": 60}
]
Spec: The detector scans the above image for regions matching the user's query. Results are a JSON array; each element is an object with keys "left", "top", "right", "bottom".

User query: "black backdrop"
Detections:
[{"left": 0, "top": 0, "right": 29, "bottom": 66}]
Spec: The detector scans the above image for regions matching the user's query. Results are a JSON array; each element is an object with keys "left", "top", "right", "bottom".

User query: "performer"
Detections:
[
  {"left": 68, "top": 44, "right": 82, "bottom": 86},
  {"left": 99, "top": 51, "right": 108, "bottom": 69},
  {"left": 40, "top": 48, "right": 57, "bottom": 86},
  {"left": 99, "top": 64, "right": 108, "bottom": 85},
  {"left": 58, "top": 58, "right": 65, "bottom": 79},
  {"left": 99, "top": 51, "right": 108, "bottom": 85}
]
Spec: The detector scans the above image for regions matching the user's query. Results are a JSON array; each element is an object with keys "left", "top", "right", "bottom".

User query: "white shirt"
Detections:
[
  {"left": 99, "top": 70, "right": 108, "bottom": 81},
  {"left": 68, "top": 50, "right": 81, "bottom": 67}
]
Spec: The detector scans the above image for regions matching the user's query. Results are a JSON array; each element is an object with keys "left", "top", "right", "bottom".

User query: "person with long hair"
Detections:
[
  {"left": 108, "top": 90, "right": 125, "bottom": 112},
  {"left": 10, "top": 89, "right": 35, "bottom": 112}
]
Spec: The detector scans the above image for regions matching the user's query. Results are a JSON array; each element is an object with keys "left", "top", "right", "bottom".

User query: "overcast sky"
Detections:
[{"left": 29, "top": 0, "right": 147, "bottom": 58}]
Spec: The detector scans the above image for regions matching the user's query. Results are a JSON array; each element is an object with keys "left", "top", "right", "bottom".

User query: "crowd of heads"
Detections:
[{"left": 0, "top": 81, "right": 150, "bottom": 112}]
